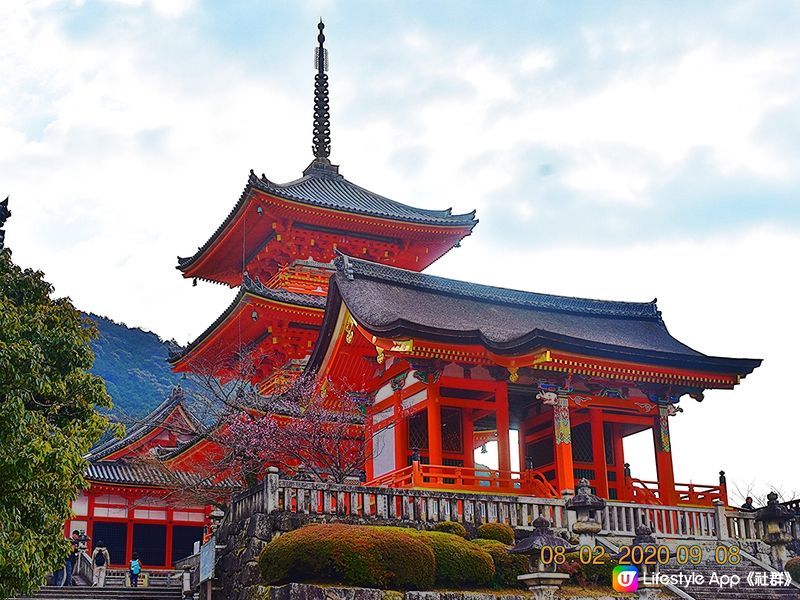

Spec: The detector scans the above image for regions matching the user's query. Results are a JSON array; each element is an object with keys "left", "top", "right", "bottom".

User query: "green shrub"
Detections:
[
  {"left": 786, "top": 557, "right": 800, "bottom": 584},
  {"left": 470, "top": 539, "right": 528, "bottom": 588},
  {"left": 433, "top": 521, "right": 468, "bottom": 539},
  {"left": 413, "top": 530, "right": 495, "bottom": 587},
  {"left": 476, "top": 522, "right": 515, "bottom": 545},
  {"left": 259, "top": 524, "right": 435, "bottom": 590}
]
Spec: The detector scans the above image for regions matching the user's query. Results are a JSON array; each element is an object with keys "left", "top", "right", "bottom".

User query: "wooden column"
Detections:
[
  {"left": 654, "top": 407, "right": 677, "bottom": 505},
  {"left": 427, "top": 382, "right": 443, "bottom": 467},
  {"left": 612, "top": 423, "right": 626, "bottom": 500},
  {"left": 590, "top": 408, "right": 609, "bottom": 498},
  {"left": 496, "top": 383, "right": 511, "bottom": 472},
  {"left": 394, "top": 393, "right": 407, "bottom": 469},
  {"left": 553, "top": 391, "right": 575, "bottom": 494}
]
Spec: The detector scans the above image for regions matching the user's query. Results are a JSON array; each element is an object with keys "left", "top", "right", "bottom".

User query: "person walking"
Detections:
[
  {"left": 59, "top": 531, "right": 81, "bottom": 586},
  {"left": 91, "top": 541, "right": 110, "bottom": 587},
  {"left": 129, "top": 552, "right": 142, "bottom": 588}
]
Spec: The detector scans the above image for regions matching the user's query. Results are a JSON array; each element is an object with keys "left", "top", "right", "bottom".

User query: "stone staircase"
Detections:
[
  {"left": 13, "top": 586, "right": 184, "bottom": 600},
  {"left": 659, "top": 558, "right": 800, "bottom": 599}
]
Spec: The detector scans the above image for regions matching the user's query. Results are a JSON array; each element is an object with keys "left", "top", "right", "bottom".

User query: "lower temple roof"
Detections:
[{"left": 324, "top": 254, "right": 761, "bottom": 377}]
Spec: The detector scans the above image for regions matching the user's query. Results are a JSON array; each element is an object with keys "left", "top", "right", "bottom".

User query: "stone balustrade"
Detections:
[{"left": 227, "top": 467, "right": 782, "bottom": 544}]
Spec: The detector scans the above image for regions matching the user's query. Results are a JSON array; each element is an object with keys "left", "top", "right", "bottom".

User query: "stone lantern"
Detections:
[
  {"left": 614, "top": 524, "right": 664, "bottom": 600},
  {"left": 565, "top": 478, "right": 606, "bottom": 547},
  {"left": 756, "top": 492, "right": 794, "bottom": 570},
  {"left": 509, "top": 517, "right": 577, "bottom": 599}
]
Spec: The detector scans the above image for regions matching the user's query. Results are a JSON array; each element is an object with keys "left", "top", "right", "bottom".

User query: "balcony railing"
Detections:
[
  {"left": 627, "top": 477, "right": 728, "bottom": 507},
  {"left": 366, "top": 463, "right": 559, "bottom": 498}
]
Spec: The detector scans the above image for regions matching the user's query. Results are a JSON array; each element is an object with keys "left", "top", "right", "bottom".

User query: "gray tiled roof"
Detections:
[
  {"left": 86, "top": 460, "right": 238, "bottom": 489},
  {"left": 87, "top": 388, "right": 197, "bottom": 461},
  {"left": 168, "top": 275, "right": 325, "bottom": 364},
  {"left": 177, "top": 165, "right": 477, "bottom": 271},
  {"left": 321, "top": 254, "right": 761, "bottom": 376}
]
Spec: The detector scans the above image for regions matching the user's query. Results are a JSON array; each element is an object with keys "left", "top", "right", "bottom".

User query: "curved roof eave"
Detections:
[{"left": 168, "top": 277, "right": 326, "bottom": 366}]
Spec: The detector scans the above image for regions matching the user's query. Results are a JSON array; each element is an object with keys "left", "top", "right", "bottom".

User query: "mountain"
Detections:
[{"left": 85, "top": 313, "right": 181, "bottom": 418}]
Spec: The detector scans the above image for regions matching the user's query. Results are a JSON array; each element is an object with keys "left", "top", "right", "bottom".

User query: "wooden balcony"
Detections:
[
  {"left": 626, "top": 477, "right": 728, "bottom": 507},
  {"left": 366, "top": 463, "right": 559, "bottom": 498}
]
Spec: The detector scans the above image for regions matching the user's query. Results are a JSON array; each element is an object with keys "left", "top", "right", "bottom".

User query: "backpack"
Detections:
[
  {"left": 131, "top": 559, "right": 141, "bottom": 575},
  {"left": 94, "top": 550, "right": 106, "bottom": 567}
]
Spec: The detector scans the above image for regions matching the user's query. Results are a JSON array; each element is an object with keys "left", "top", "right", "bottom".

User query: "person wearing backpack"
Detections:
[
  {"left": 91, "top": 541, "right": 110, "bottom": 587},
  {"left": 129, "top": 552, "right": 142, "bottom": 588}
]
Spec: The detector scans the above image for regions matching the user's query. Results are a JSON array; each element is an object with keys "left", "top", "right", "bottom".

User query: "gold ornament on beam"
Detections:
[
  {"left": 376, "top": 347, "right": 385, "bottom": 364},
  {"left": 508, "top": 367, "right": 519, "bottom": 383}
]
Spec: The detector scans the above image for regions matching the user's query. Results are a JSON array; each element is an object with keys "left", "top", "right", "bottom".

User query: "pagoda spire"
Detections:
[{"left": 312, "top": 19, "right": 331, "bottom": 161}]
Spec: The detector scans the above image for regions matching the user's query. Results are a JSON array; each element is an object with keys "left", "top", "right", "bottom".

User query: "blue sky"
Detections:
[{"left": 2, "top": 0, "right": 800, "bottom": 496}]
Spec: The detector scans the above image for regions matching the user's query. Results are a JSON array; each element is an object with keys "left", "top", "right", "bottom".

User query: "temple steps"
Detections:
[
  {"left": 13, "top": 586, "right": 183, "bottom": 600},
  {"left": 659, "top": 561, "right": 800, "bottom": 599}
]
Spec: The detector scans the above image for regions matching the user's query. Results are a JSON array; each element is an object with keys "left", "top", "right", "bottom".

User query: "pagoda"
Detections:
[{"left": 170, "top": 21, "right": 476, "bottom": 385}]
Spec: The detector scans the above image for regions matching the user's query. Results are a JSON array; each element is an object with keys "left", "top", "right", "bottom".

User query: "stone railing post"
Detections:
[
  {"left": 182, "top": 565, "right": 193, "bottom": 598},
  {"left": 265, "top": 467, "right": 280, "bottom": 513},
  {"left": 713, "top": 499, "right": 729, "bottom": 540}
]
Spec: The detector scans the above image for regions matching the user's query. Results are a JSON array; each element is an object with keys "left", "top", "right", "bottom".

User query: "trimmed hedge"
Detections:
[
  {"left": 433, "top": 521, "right": 468, "bottom": 539},
  {"left": 786, "top": 557, "right": 800, "bottom": 584},
  {"left": 414, "top": 530, "right": 495, "bottom": 587},
  {"left": 259, "top": 524, "right": 435, "bottom": 590},
  {"left": 476, "top": 522, "right": 515, "bottom": 545},
  {"left": 471, "top": 539, "right": 528, "bottom": 589}
]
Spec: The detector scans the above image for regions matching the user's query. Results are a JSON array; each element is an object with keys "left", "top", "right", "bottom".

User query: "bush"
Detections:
[
  {"left": 477, "top": 522, "right": 515, "bottom": 545},
  {"left": 412, "top": 530, "right": 495, "bottom": 587},
  {"left": 433, "top": 521, "right": 468, "bottom": 539},
  {"left": 471, "top": 539, "right": 528, "bottom": 589},
  {"left": 259, "top": 524, "right": 435, "bottom": 590},
  {"left": 786, "top": 557, "right": 800, "bottom": 584}
]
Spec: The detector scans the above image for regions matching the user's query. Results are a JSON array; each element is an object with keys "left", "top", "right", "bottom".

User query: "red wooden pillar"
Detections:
[
  {"left": 496, "top": 383, "right": 511, "bottom": 473},
  {"left": 427, "top": 382, "right": 443, "bottom": 468},
  {"left": 365, "top": 428, "right": 374, "bottom": 481},
  {"left": 612, "top": 423, "right": 626, "bottom": 500},
  {"left": 553, "top": 392, "right": 575, "bottom": 494},
  {"left": 125, "top": 492, "right": 134, "bottom": 566},
  {"left": 165, "top": 507, "right": 174, "bottom": 567},
  {"left": 654, "top": 408, "right": 677, "bottom": 505},
  {"left": 394, "top": 393, "right": 407, "bottom": 469},
  {"left": 590, "top": 408, "right": 609, "bottom": 498}
]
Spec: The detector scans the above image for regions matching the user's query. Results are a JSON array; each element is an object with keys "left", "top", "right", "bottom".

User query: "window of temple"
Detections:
[
  {"left": 441, "top": 407, "right": 463, "bottom": 453},
  {"left": 571, "top": 422, "right": 594, "bottom": 463},
  {"left": 171, "top": 525, "right": 205, "bottom": 564},
  {"left": 408, "top": 410, "right": 429, "bottom": 450},
  {"left": 92, "top": 521, "right": 127, "bottom": 565},
  {"left": 133, "top": 523, "right": 167, "bottom": 567}
]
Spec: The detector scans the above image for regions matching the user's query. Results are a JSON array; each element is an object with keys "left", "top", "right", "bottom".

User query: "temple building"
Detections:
[{"left": 77, "top": 21, "right": 760, "bottom": 569}]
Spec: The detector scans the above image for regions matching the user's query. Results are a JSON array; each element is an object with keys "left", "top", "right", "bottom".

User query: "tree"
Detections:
[{"left": 0, "top": 210, "right": 111, "bottom": 599}]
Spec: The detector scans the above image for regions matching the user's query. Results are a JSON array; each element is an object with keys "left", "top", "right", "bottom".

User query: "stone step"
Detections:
[{"left": 13, "top": 586, "right": 184, "bottom": 600}]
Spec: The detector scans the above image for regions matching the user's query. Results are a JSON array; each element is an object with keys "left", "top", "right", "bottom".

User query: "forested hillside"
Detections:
[{"left": 85, "top": 313, "right": 181, "bottom": 418}]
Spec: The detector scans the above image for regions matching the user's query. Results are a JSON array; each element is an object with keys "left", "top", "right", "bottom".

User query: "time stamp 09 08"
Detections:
[{"left": 537, "top": 544, "right": 741, "bottom": 566}]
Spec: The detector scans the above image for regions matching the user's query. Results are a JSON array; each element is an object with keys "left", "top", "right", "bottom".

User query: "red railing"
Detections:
[
  {"left": 367, "top": 462, "right": 559, "bottom": 498},
  {"left": 626, "top": 478, "right": 728, "bottom": 507}
]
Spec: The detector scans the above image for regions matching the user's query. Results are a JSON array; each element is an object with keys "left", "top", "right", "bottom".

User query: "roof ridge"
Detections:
[{"left": 335, "top": 254, "right": 661, "bottom": 321}]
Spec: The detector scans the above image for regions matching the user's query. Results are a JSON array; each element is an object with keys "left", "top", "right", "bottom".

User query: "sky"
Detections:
[{"left": 2, "top": 0, "right": 800, "bottom": 499}]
